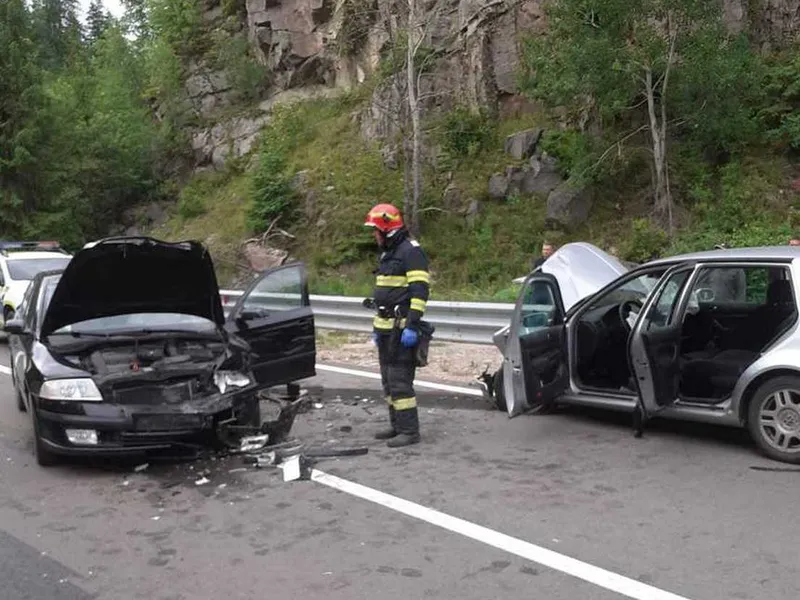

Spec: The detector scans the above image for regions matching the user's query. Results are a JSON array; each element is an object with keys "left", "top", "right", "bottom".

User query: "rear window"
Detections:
[{"left": 7, "top": 257, "right": 71, "bottom": 280}]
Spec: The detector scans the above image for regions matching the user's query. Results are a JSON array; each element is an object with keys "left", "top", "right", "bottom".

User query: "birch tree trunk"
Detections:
[{"left": 406, "top": 0, "right": 422, "bottom": 237}]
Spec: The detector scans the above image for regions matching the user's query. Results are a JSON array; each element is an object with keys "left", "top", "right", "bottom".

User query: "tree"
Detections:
[
  {"left": 86, "top": 0, "right": 110, "bottom": 44},
  {"left": 375, "top": 0, "right": 445, "bottom": 237},
  {"left": 30, "top": 0, "right": 84, "bottom": 70},
  {"left": 520, "top": 0, "right": 759, "bottom": 233},
  {"left": 0, "top": 0, "right": 44, "bottom": 233}
]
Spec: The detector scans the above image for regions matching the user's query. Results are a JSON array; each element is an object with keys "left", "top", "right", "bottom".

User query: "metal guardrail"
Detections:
[{"left": 219, "top": 290, "right": 513, "bottom": 345}]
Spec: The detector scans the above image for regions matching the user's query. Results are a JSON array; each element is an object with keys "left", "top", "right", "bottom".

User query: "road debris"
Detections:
[
  {"left": 195, "top": 477, "right": 210, "bottom": 485},
  {"left": 134, "top": 463, "right": 149, "bottom": 473},
  {"left": 239, "top": 434, "right": 269, "bottom": 452}
]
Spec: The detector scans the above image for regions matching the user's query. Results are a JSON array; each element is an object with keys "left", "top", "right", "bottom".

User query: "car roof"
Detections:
[
  {"left": 4, "top": 251, "right": 72, "bottom": 261},
  {"left": 645, "top": 245, "right": 800, "bottom": 266}
]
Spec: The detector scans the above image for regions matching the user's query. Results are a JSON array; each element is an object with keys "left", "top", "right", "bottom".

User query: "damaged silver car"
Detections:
[
  {"left": 482, "top": 242, "right": 800, "bottom": 464},
  {"left": 4, "top": 237, "right": 316, "bottom": 466}
]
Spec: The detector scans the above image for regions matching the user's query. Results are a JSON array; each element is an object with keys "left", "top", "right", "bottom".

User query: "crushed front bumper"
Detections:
[{"left": 34, "top": 388, "right": 257, "bottom": 458}]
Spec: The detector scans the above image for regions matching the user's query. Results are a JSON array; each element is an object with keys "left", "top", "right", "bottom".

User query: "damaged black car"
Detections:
[{"left": 4, "top": 237, "right": 316, "bottom": 466}]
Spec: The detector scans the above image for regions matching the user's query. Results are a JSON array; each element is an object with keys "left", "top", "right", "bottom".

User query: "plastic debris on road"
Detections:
[
  {"left": 239, "top": 434, "right": 269, "bottom": 452},
  {"left": 195, "top": 477, "right": 210, "bottom": 485}
]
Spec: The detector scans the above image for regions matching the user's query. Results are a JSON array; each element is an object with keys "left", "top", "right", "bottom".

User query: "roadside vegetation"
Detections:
[{"left": 2, "top": 0, "right": 799, "bottom": 300}]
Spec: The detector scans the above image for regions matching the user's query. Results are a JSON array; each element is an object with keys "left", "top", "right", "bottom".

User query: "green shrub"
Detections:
[
  {"left": 176, "top": 171, "right": 231, "bottom": 220},
  {"left": 440, "top": 107, "right": 493, "bottom": 160},
  {"left": 337, "top": 0, "right": 378, "bottom": 56},
  {"left": 761, "top": 49, "right": 800, "bottom": 151},
  {"left": 621, "top": 219, "right": 668, "bottom": 263}
]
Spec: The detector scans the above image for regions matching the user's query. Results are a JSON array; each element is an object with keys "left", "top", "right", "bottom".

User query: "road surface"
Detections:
[{"left": 0, "top": 347, "right": 798, "bottom": 600}]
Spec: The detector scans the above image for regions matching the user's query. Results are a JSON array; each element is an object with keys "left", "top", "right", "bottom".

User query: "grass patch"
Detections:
[{"left": 152, "top": 167, "right": 251, "bottom": 285}]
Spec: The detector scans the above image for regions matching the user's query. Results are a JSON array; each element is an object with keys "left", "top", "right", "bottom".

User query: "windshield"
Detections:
[
  {"left": 7, "top": 257, "right": 71, "bottom": 280},
  {"left": 39, "top": 281, "right": 219, "bottom": 336}
]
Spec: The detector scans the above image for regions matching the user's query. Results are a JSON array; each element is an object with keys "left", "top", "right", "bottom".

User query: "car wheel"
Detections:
[
  {"left": 493, "top": 365, "right": 507, "bottom": 412},
  {"left": 31, "top": 411, "right": 59, "bottom": 467},
  {"left": 747, "top": 375, "right": 800, "bottom": 465}
]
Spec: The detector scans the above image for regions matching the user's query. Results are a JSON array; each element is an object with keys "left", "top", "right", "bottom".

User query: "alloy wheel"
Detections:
[{"left": 758, "top": 389, "right": 800, "bottom": 454}]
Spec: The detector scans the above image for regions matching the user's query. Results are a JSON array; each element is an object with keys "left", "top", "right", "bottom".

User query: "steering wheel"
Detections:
[{"left": 619, "top": 299, "right": 644, "bottom": 331}]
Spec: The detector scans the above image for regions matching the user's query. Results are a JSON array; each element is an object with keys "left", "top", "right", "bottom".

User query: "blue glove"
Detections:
[
  {"left": 371, "top": 333, "right": 379, "bottom": 346},
  {"left": 400, "top": 328, "right": 419, "bottom": 348}
]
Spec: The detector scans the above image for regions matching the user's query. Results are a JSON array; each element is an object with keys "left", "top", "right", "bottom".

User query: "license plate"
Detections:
[{"left": 134, "top": 414, "right": 204, "bottom": 431}]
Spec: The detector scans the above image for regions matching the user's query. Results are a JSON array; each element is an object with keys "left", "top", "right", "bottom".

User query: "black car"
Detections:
[{"left": 4, "top": 237, "right": 316, "bottom": 466}]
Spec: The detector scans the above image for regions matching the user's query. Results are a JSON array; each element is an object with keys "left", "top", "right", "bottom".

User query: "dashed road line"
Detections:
[
  {"left": 0, "top": 365, "right": 10, "bottom": 376},
  {"left": 311, "top": 469, "right": 695, "bottom": 600},
  {"left": 315, "top": 363, "right": 483, "bottom": 397}
]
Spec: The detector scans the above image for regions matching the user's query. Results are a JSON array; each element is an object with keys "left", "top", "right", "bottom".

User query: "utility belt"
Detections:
[{"left": 363, "top": 298, "right": 435, "bottom": 367}]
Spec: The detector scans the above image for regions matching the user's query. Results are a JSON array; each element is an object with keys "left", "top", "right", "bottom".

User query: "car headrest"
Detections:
[{"left": 767, "top": 279, "right": 793, "bottom": 305}]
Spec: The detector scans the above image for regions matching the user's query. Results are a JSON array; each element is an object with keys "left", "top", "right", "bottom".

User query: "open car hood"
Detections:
[
  {"left": 540, "top": 242, "right": 629, "bottom": 311},
  {"left": 40, "top": 237, "right": 225, "bottom": 337}
]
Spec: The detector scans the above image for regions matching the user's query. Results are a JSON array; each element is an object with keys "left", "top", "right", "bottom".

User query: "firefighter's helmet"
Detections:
[{"left": 364, "top": 203, "right": 404, "bottom": 233}]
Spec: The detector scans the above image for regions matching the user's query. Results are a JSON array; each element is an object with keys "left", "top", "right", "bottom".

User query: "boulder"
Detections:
[
  {"left": 546, "top": 182, "right": 593, "bottom": 229},
  {"left": 488, "top": 173, "right": 509, "bottom": 199},
  {"left": 521, "top": 155, "right": 563, "bottom": 195},
  {"left": 242, "top": 242, "right": 289, "bottom": 272},
  {"left": 504, "top": 128, "right": 543, "bottom": 160},
  {"left": 505, "top": 165, "right": 527, "bottom": 196}
]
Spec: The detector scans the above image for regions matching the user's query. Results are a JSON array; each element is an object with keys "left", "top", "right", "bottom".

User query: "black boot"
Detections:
[
  {"left": 388, "top": 405, "right": 420, "bottom": 447},
  {"left": 387, "top": 432, "right": 420, "bottom": 447},
  {"left": 374, "top": 406, "right": 398, "bottom": 440}
]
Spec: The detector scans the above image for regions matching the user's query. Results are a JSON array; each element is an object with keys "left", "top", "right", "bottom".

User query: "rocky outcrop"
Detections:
[
  {"left": 487, "top": 128, "right": 564, "bottom": 199},
  {"left": 192, "top": 115, "right": 270, "bottom": 168},
  {"left": 185, "top": 62, "right": 235, "bottom": 118},
  {"left": 722, "top": 0, "right": 800, "bottom": 46}
]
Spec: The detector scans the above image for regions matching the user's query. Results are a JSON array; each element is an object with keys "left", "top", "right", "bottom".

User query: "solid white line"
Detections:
[
  {"left": 0, "top": 365, "right": 10, "bottom": 376},
  {"left": 311, "top": 469, "right": 694, "bottom": 600},
  {"left": 315, "top": 363, "right": 483, "bottom": 397}
]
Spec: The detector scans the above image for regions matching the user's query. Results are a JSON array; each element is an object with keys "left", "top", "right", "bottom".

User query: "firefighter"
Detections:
[{"left": 363, "top": 203, "right": 430, "bottom": 447}]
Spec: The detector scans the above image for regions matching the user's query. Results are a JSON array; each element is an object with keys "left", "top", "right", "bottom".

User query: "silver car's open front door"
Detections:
[
  {"left": 504, "top": 273, "right": 568, "bottom": 417},
  {"left": 629, "top": 263, "right": 696, "bottom": 424}
]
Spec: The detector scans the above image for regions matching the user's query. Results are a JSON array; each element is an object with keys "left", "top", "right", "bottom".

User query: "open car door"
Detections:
[
  {"left": 225, "top": 263, "right": 316, "bottom": 389},
  {"left": 503, "top": 273, "right": 569, "bottom": 417},
  {"left": 628, "top": 263, "right": 696, "bottom": 421}
]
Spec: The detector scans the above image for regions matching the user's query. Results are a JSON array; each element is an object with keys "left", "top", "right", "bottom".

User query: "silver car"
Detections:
[{"left": 483, "top": 243, "right": 800, "bottom": 464}]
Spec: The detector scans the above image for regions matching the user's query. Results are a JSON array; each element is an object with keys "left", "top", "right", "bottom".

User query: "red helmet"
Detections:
[{"left": 364, "top": 203, "right": 404, "bottom": 233}]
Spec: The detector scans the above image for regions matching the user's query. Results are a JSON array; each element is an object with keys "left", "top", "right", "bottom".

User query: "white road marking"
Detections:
[
  {"left": 311, "top": 469, "right": 694, "bottom": 600},
  {"left": 0, "top": 365, "right": 10, "bottom": 376},
  {"left": 316, "top": 363, "right": 483, "bottom": 397}
]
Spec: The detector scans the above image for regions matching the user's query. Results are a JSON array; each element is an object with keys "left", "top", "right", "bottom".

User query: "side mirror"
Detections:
[{"left": 3, "top": 319, "right": 27, "bottom": 335}]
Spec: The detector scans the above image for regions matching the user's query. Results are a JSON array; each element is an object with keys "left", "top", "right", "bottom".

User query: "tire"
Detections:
[
  {"left": 747, "top": 375, "right": 800, "bottom": 465},
  {"left": 493, "top": 365, "right": 507, "bottom": 412},
  {"left": 31, "top": 412, "right": 59, "bottom": 467},
  {"left": 10, "top": 366, "right": 25, "bottom": 412}
]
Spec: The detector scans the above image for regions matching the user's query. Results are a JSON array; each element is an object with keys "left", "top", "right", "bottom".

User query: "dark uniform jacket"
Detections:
[{"left": 371, "top": 230, "right": 430, "bottom": 332}]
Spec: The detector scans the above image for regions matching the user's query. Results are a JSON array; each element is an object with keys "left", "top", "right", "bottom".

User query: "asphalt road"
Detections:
[{"left": 0, "top": 346, "right": 799, "bottom": 600}]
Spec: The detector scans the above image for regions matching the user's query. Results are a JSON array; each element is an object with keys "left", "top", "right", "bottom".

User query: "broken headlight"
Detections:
[
  {"left": 214, "top": 371, "right": 252, "bottom": 394},
  {"left": 40, "top": 378, "right": 103, "bottom": 402}
]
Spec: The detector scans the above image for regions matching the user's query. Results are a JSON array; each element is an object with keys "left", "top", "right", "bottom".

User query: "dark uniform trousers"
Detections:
[{"left": 377, "top": 332, "right": 419, "bottom": 434}]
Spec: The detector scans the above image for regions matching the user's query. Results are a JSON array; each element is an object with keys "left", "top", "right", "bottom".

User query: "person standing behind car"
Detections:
[
  {"left": 531, "top": 241, "right": 555, "bottom": 271},
  {"left": 363, "top": 203, "right": 430, "bottom": 448}
]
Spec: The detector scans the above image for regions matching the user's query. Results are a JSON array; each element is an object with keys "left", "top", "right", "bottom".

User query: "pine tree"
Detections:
[{"left": 86, "top": 0, "right": 109, "bottom": 43}]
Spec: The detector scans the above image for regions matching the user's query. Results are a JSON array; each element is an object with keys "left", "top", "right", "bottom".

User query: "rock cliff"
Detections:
[{"left": 187, "top": 0, "right": 800, "bottom": 171}]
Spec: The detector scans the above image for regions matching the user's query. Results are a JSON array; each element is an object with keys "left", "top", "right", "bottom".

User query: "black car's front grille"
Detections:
[{"left": 112, "top": 380, "right": 195, "bottom": 405}]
